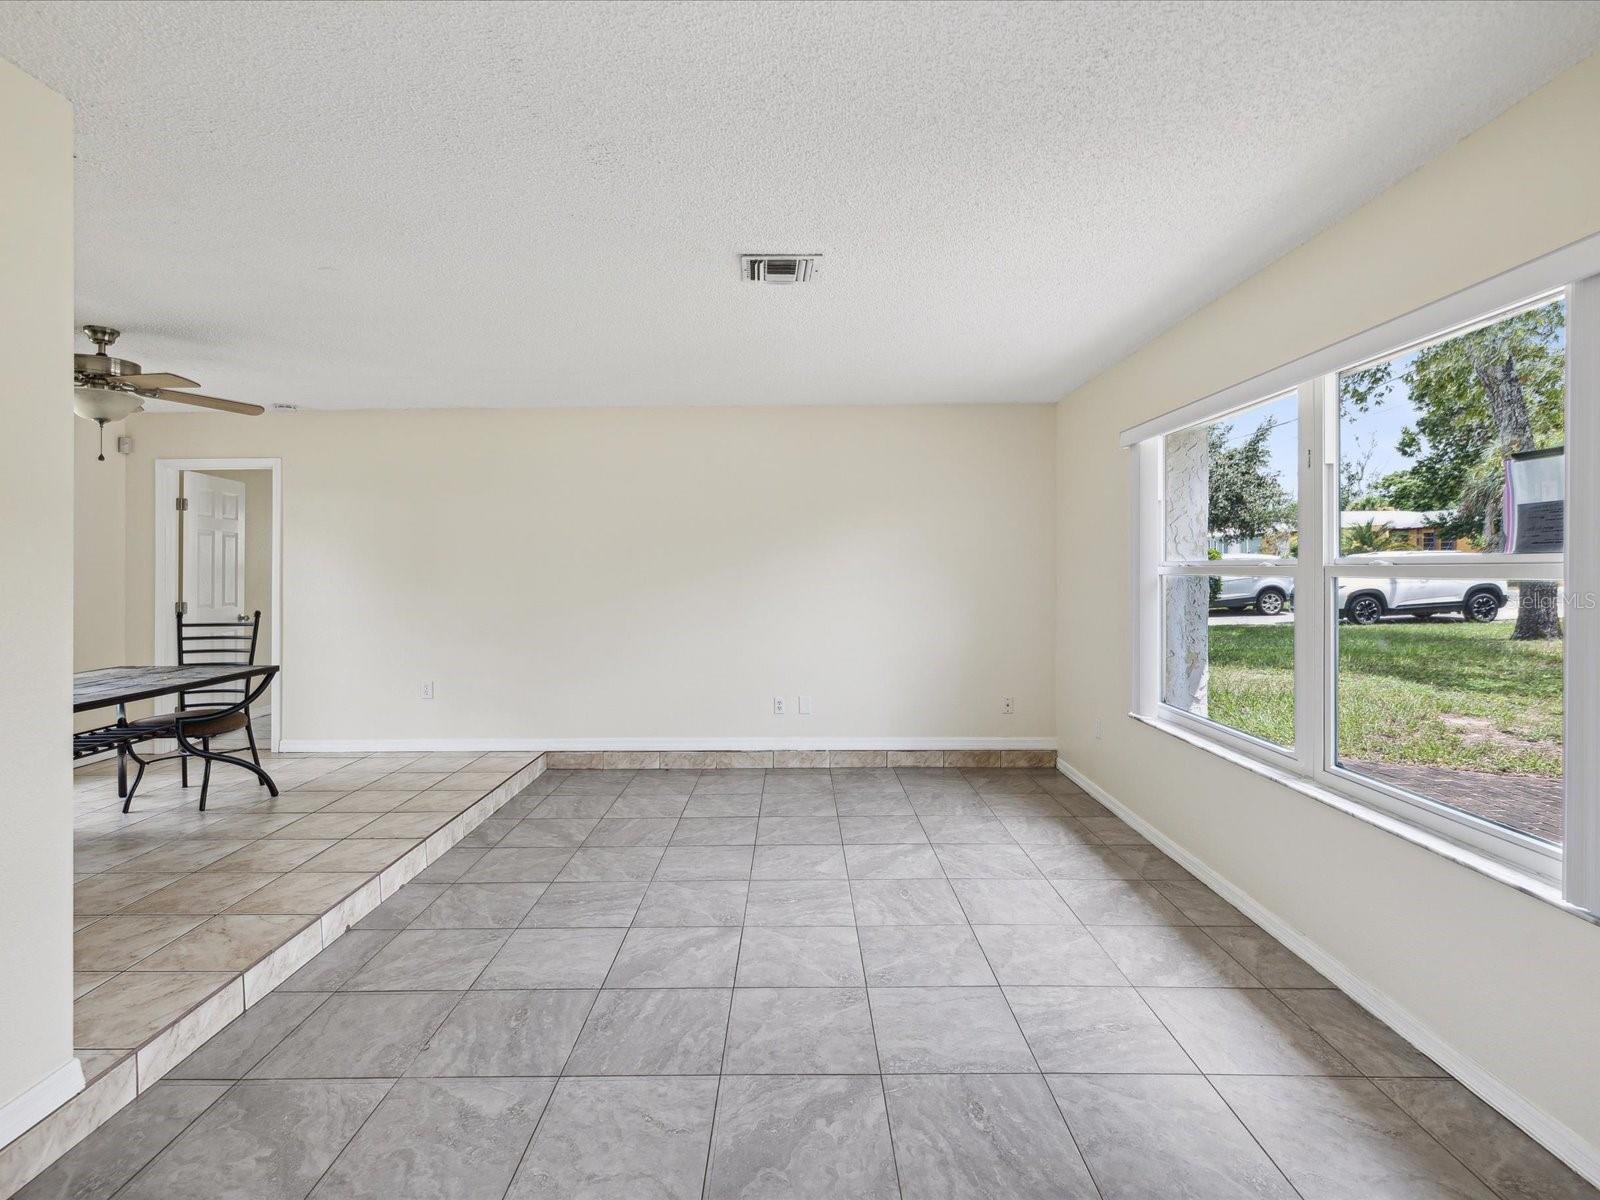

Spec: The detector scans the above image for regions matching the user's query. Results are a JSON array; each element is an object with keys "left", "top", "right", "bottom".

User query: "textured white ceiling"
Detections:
[{"left": 2, "top": 1, "right": 1598, "bottom": 411}]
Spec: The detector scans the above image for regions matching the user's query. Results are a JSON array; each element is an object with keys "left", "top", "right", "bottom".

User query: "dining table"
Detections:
[{"left": 73, "top": 664, "right": 280, "bottom": 808}]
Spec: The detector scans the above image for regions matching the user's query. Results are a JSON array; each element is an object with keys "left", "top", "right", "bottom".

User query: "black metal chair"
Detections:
[{"left": 123, "top": 610, "right": 264, "bottom": 809}]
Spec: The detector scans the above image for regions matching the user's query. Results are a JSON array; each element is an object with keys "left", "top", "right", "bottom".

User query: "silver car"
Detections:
[{"left": 1214, "top": 574, "right": 1292, "bottom": 615}]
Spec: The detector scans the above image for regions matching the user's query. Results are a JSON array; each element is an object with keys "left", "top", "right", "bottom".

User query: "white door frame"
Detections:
[{"left": 154, "top": 458, "right": 283, "bottom": 752}]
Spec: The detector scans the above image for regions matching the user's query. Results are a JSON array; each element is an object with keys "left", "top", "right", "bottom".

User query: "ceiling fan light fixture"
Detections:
[
  {"left": 71, "top": 325, "right": 265, "bottom": 451},
  {"left": 73, "top": 384, "right": 144, "bottom": 423}
]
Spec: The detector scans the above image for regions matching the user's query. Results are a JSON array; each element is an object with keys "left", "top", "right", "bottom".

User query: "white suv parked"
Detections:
[
  {"left": 1214, "top": 556, "right": 1507, "bottom": 624},
  {"left": 1334, "top": 575, "right": 1507, "bottom": 624}
]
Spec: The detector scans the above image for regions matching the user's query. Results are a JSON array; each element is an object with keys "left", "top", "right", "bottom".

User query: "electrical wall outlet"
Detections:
[
  {"left": 773, "top": 696, "right": 786, "bottom": 716},
  {"left": 1002, "top": 697, "right": 1015, "bottom": 715},
  {"left": 798, "top": 695, "right": 813, "bottom": 716},
  {"left": 421, "top": 681, "right": 434, "bottom": 700},
  {"left": 1094, "top": 717, "right": 1103, "bottom": 740}
]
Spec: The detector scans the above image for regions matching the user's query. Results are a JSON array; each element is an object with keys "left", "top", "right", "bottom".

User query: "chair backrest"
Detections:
[{"left": 175, "top": 609, "right": 261, "bottom": 711}]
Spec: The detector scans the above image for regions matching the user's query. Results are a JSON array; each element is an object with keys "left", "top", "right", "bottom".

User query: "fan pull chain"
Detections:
[{"left": 97, "top": 419, "right": 106, "bottom": 462}]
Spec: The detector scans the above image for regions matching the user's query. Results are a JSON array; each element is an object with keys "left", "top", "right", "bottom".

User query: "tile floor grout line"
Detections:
[
  {"left": 1198, "top": 1071, "right": 1315, "bottom": 1200},
  {"left": 294, "top": 1073, "right": 406, "bottom": 1200},
  {"left": 305, "top": 762, "right": 554, "bottom": 1200},
  {"left": 846, "top": 857, "right": 910, "bottom": 1200},
  {"left": 97, "top": 1077, "right": 245, "bottom": 1200},
  {"left": 503, "top": 761, "right": 646, "bottom": 1200},
  {"left": 1352, "top": 1081, "right": 1528, "bottom": 1200},
  {"left": 965, "top": 799, "right": 1111, "bottom": 1200},
  {"left": 700, "top": 825, "right": 754, "bottom": 1200}
]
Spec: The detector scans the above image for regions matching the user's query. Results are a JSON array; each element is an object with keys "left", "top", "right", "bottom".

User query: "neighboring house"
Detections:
[
  {"left": 1209, "top": 510, "right": 1464, "bottom": 556},
  {"left": 1342, "top": 509, "right": 1463, "bottom": 550},
  {"left": 1208, "top": 525, "right": 1291, "bottom": 556}
]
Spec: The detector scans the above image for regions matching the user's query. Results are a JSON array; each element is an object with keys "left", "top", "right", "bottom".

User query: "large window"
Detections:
[{"left": 1130, "top": 253, "right": 1600, "bottom": 912}]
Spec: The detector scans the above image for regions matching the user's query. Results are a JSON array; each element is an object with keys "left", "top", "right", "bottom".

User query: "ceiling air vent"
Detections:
[{"left": 742, "top": 254, "right": 820, "bottom": 283}]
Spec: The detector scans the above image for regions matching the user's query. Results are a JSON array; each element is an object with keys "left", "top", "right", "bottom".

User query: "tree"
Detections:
[
  {"left": 1339, "top": 432, "right": 1379, "bottom": 511},
  {"left": 1338, "top": 303, "right": 1565, "bottom": 639},
  {"left": 1208, "top": 418, "right": 1292, "bottom": 542}
]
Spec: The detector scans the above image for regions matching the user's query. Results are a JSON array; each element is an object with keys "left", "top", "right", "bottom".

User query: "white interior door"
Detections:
[{"left": 181, "top": 471, "right": 246, "bottom": 624}]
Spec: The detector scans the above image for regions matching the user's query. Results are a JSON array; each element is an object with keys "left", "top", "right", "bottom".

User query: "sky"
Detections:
[
  {"left": 1212, "top": 369, "right": 1430, "bottom": 517},
  {"left": 1217, "top": 352, "right": 1517, "bottom": 513}
]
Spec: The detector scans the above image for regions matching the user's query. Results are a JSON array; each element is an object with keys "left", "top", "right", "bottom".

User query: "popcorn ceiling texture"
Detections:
[{"left": 0, "top": 0, "right": 1597, "bottom": 412}]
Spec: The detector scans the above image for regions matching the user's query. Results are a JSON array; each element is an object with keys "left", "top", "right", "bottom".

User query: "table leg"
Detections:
[{"left": 115, "top": 703, "right": 128, "bottom": 799}]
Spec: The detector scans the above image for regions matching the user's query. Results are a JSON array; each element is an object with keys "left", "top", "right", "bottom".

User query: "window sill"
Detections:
[{"left": 1127, "top": 711, "right": 1599, "bottom": 928}]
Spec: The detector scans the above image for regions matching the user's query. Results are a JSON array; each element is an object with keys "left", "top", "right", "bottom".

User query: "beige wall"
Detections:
[
  {"left": 0, "top": 59, "right": 76, "bottom": 1121},
  {"left": 202, "top": 469, "right": 274, "bottom": 665},
  {"left": 119, "top": 404, "right": 1056, "bottom": 746},
  {"left": 74, "top": 422, "right": 127, "bottom": 669},
  {"left": 1056, "top": 54, "right": 1600, "bottom": 1166}
]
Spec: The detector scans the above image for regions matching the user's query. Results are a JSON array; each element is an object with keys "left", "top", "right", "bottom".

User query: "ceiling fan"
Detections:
[{"left": 74, "top": 325, "right": 264, "bottom": 460}]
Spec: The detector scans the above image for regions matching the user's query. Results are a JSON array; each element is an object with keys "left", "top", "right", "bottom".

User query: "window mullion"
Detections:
[
  {"left": 1157, "top": 563, "right": 1291, "bottom": 576},
  {"left": 1295, "top": 376, "right": 1329, "bottom": 776},
  {"left": 1326, "top": 556, "right": 1563, "bottom": 581}
]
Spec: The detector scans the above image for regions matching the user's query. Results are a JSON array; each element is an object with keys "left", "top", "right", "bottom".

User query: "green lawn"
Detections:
[{"left": 1207, "top": 620, "right": 1564, "bottom": 776}]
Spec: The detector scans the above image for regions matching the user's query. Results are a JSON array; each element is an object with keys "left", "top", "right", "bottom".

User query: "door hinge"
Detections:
[
  {"left": 175, "top": 497, "right": 189, "bottom": 511},
  {"left": 175, "top": 601, "right": 188, "bottom": 615}
]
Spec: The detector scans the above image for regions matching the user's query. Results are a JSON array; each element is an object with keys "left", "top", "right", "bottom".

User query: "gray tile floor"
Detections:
[{"left": 23, "top": 768, "right": 1597, "bottom": 1199}]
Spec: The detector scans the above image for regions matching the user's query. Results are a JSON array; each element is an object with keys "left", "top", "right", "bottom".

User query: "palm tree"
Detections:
[{"left": 1340, "top": 519, "right": 1410, "bottom": 556}]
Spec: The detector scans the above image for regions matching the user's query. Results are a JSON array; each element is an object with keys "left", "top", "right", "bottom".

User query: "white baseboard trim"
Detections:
[
  {"left": 278, "top": 736, "right": 1058, "bottom": 754},
  {"left": 0, "top": 1059, "right": 84, "bottom": 1149},
  {"left": 1055, "top": 755, "right": 1600, "bottom": 1189}
]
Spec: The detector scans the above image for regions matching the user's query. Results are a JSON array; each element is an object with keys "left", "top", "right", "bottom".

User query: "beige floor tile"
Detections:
[
  {"left": 128, "top": 914, "right": 314, "bottom": 973},
  {"left": 397, "top": 790, "right": 482, "bottom": 814},
  {"left": 266, "top": 812, "right": 381, "bottom": 839},
  {"left": 120, "top": 871, "right": 283, "bottom": 915},
  {"left": 74, "top": 970, "right": 236, "bottom": 1050},
  {"left": 119, "top": 839, "right": 255, "bottom": 875},
  {"left": 353, "top": 811, "right": 452, "bottom": 839},
  {"left": 226, "top": 870, "right": 373, "bottom": 916},
  {"left": 382, "top": 771, "right": 453, "bottom": 790},
  {"left": 73, "top": 872, "right": 185, "bottom": 915},
  {"left": 75, "top": 915, "right": 205, "bottom": 972},
  {"left": 74, "top": 972, "right": 115, "bottom": 999},
  {"left": 243, "top": 789, "right": 347, "bottom": 813},
  {"left": 300, "top": 838, "right": 418, "bottom": 873},
  {"left": 206, "top": 838, "right": 337, "bottom": 873},
  {"left": 320, "top": 789, "right": 421, "bottom": 812},
  {"left": 433, "top": 770, "right": 513, "bottom": 791}
]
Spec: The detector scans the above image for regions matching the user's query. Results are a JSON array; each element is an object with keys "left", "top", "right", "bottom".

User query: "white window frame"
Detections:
[
  {"left": 1128, "top": 232, "right": 1600, "bottom": 913},
  {"left": 1143, "top": 387, "right": 1304, "bottom": 768}
]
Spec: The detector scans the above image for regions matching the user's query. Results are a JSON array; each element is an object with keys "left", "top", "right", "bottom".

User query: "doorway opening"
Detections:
[{"left": 154, "top": 458, "right": 282, "bottom": 752}]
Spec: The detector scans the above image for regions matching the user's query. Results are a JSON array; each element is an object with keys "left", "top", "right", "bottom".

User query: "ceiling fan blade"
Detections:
[
  {"left": 119, "top": 372, "right": 200, "bottom": 389},
  {"left": 150, "top": 388, "right": 265, "bottom": 416}
]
